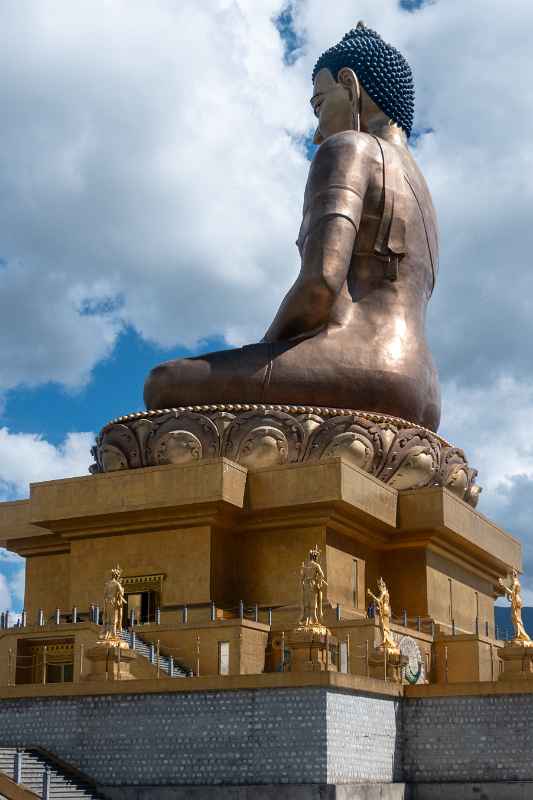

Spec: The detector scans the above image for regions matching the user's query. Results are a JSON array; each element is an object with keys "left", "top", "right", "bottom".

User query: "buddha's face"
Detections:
[{"left": 311, "top": 68, "right": 354, "bottom": 145}]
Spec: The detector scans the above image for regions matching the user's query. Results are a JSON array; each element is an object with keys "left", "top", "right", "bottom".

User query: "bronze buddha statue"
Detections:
[
  {"left": 144, "top": 22, "right": 440, "bottom": 432},
  {"left": 93, "top": 24, "right": 478, "bottom": 505}
]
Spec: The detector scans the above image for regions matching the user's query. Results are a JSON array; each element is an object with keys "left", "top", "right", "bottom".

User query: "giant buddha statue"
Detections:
[
  {"left": 144, "top": 23, "right": 440, "bottom": 431},
  {"left": 92, "top": 24, "right": 479, "bottom": 507}
]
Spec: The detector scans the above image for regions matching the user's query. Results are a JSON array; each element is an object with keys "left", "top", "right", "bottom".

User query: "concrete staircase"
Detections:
[
  {"left": 119, "top": 628, "right": 192, "bottom": 677},
  {"left": 0, "top": 747, "right": 104, "bottom": 798}
]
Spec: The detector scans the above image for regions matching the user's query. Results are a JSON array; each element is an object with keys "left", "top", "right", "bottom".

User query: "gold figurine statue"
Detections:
[
  {"left": 299, "top": 545, "right": 328, "bottom": 632},
  {"left": 368, "top": 577, "right": 399, "bottom": 656},
  {"left": 498, "top": 570, "right": 532, "bottom": 647},
  {"left": 102, "top": 565, "right": 125, "bottom": 643}
]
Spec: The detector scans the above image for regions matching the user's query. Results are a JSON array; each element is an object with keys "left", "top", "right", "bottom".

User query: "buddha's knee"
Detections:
[{"left": 144, "top": 360, "right": 179, "bottom": 410}]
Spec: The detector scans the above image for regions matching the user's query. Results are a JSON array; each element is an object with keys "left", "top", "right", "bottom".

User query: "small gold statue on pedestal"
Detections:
[
  {"left": 102, "top": 565, "right": 126, "bottom": 644},
  {"left": 367, "top": 578, "right": 405, "bottom": 682},
  {"left": 498, "top": 570, "right": 532, "bottom": 647},
  {"left": 299, "top": 544, "right": 328, "bottom": 634},
  {"left": 498, "top": 570, "right": 533, "bottom": 681},
  {"left": 288, "top": 545, "right": 336, "bottom": 672},
  {"left": 368, "top": 577, "right": 400, "bottom": 656},
  {"left": 85, "top": 566, "right": 135, "bottom": 681}
]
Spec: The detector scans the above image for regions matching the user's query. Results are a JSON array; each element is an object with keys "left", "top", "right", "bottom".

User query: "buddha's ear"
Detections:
[{"left": 337, "top": 67, "right": 361, "bottom": 129}]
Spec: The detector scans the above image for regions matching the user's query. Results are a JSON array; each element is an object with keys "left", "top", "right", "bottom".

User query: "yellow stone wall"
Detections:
[
  {"left": 69, "top": 526, "right": 212, "bottom": 610},
  {"left": 25, "top": 552, "right": 70, "bottom": 622},
  {"left": 426, "top": 550, "right": 495, "bottom": 634}
]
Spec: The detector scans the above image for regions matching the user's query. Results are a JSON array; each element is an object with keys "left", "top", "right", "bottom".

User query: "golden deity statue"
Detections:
[
  {"left": 299, "top": 545, "right": 328, "bottom": 632},
  {"left": 368, "top": 577, "right": 399, "bottom": 656},
  {"left": 498, "top": 570, "right": 532, "bottom": 647},
  {"left": 102, "top": 565, "right": 125, "bottom": 643}
]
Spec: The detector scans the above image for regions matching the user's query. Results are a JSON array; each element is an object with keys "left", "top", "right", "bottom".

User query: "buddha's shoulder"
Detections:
[{"left": 315, "top": 131, "right": 380, "bottom": 161}]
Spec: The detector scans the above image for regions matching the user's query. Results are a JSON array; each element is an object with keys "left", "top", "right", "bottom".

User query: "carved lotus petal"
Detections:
[
  {"left": 237, "top": 425, "right": 288, "bottom": 470},
  {"left": 100, "top": 444, "right": 129, "bottom": 472},
  {"left": 321, "top": 431, "right": 374, "bottom": 472},
  {"left": 388, "top": 447, "right": 435, "bottom": 490},
  {"left": 153, "top": 430, "right": 202, "bottom": 466}
]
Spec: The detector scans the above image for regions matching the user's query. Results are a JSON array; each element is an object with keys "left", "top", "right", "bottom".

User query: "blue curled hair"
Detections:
[{"left": 312, "top": 23, "right": 415, "bottom": 138}]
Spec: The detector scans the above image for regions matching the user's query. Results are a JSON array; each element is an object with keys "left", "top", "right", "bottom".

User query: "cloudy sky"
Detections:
[{"left": 1, "top": 0, "right": 532, "bottom": 610}]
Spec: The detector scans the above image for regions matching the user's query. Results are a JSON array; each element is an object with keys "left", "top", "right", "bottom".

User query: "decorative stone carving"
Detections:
[{"left": 90, "top": 404, "right": 481, "bottom": 507}]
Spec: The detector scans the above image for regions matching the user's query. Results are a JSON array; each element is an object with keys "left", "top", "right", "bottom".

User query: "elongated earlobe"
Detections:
[{"left": 338, "top": 67, "right": 361, "bottom": 133}]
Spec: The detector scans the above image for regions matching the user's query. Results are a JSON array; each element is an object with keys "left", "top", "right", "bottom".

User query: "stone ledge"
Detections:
[
  {"left": 0, "top": 669, "right": 403, "bottom": 701},
  {"left": 100, "top": 784, "right": 409, "bottom": 800},
  {"left": 405, "top": 679, "right": 533, "bottom": 698}
]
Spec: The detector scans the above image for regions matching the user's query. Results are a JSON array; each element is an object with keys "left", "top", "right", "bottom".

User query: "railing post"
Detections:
[
  {"left": 95, "top": 604, "right": 100, "bottom": 625},
  {"left": 42, "top": 645, "right": 47, "bottom": 684},
  {"left": 156, "top": 640, "right": 161, "bottom": 679},
  {"left": 196, "top": 634, "right": 200, "bottom": 677},
  {"left": 346, "top": 633, "right": 351, "bottom": 674},
  {"left": 149, "top": 643, "right": 155, "bottom": 664},
  {"left": 38, "top": 609, "right": 44, "bottom": 626},
  {"left": 14, "top": 750, "right": 22, "bottom": 784},
  {"left": 42, "top": 768, "right": 51, "bottom": 799},
  {"left": 169, "top": 655, "right": 174, "bottom": 678},
  {"left": 72, "top": 606, "right": 78, "bottom": 624},
  {"left": 239, "top": 600, "right": 244, "bottom": 620},
  {"left": 403, "top": 610, "right": 408, "bottom": 627},
  {"left": 55, "top": 608, "right": 61, "bottom": 625},
  {"left": 182, "top": 605, "right": 188, "bottom": 625},
  {"left": 8, "top": 648, "right": 16, "bottom": 687},
  {"left": 211, "top": 602, "right": 216, "bottom": 622},
  {"left": 267, "top": 608, "right": 272, "bottom": 627},
  {"left": 336, "top": 603, "right": 341, "bottom": 622}
]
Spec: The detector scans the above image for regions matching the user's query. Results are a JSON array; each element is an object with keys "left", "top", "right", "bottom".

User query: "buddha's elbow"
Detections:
[{"left": 300, "top": 276, "right": 337, "bottom": 319}]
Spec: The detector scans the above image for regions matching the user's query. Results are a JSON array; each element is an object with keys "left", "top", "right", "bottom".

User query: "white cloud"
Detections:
[
  {"left": 8, "top": 567, "right": 25, "bottom": 608},
  {"left": 0, "top": 0, "right": 310, "bottom": 395},
  {"left": 0, "top": 428, "right": 93, "bottom": 500},
  {"left": 0, "top": 573, "right": 10, "bottom": 610}
]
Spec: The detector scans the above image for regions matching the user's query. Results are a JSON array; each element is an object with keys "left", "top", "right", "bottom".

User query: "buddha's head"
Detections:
[{"left": 311, "top": 22, "right": 414, "bottom": 144}]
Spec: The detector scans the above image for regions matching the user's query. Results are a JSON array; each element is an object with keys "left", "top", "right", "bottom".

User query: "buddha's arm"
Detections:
[
  {"left": 263, "top": 216, "right": 357, "bottom": 342},
  {"left": 263, "top": 133, "right": 368, "bottom": 343}
]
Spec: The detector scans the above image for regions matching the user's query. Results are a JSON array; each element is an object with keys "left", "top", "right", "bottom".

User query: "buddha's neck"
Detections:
[{"left": 363, "top": 115, "right": 407, "bottom": 147}]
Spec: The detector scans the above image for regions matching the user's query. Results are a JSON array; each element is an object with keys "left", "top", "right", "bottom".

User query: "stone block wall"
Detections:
[
  {"left": 327, "top": 691, "right": 402, "bottom": 783},
  {"left": 0, "top": 688, "right": 400, "bottom": 787},
  {"left": 403, "top": 693, "right": 533, "bottom": 783}
]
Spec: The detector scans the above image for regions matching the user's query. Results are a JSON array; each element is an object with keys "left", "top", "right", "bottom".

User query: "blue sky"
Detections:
[{"left": 1, "top": 0, "right": 533, "bottom": 611}]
